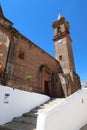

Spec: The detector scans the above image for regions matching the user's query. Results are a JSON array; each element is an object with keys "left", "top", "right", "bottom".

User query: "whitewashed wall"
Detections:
[
  {"left": 0, "top": 85, "right": 50, "bottom": 125},
  {"left": 37, "top": 89, "right": 87, "bottom": 130}
]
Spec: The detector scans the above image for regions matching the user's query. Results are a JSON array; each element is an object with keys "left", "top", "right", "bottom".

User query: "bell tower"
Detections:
[{"left": 52, "top": 15, "right": 75, "bottom": 74}]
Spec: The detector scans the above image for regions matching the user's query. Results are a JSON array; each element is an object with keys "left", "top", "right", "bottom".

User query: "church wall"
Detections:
[
  {"left": 0, "top": 8, "right": 81, "bottom": 97},
  {"left": 0, "top": 27, "right": 12, "bottom": 76},
  {"left": 9, "top": 36, "right": 63, "bottom": 94}
]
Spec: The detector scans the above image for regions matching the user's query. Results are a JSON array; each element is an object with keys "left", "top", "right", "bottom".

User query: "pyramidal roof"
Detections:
[{"left": 0, "top": 4, "right": 4, "bottom": 16}]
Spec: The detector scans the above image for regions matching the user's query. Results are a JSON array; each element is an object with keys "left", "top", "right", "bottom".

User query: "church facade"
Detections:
[{"left": 0, "top": 6, "right": 81, "bottom": 97}]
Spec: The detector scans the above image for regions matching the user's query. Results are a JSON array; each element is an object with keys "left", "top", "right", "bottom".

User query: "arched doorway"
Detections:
[
  {"left": 44, "top": 80, "right": 50, "bottom": 96},
  {"left": 40, "top": 64, "right": 52, "bottom": 96}
]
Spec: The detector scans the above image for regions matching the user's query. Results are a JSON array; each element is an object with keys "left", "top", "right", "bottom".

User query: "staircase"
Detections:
[
  {"left": 80, "top": 124, "right": 87, "bottom": 130},
  {"left": 0, "top": 98, "right": 65, "bottom": 130}
]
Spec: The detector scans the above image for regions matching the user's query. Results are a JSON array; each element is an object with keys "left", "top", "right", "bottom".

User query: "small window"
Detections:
[
  {"left": 57, "top": 26, "right": 61, "bottom": 33},
  {"left": 18, "top": 51, "right": 25, "bottom": 60},
  {"left": 59, "top": 55, "right": 62, "bottom": 60}
]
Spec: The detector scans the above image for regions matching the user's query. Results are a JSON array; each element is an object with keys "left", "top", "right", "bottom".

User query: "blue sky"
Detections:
[{"left": 1, "top": 0, "right": 87, "bottom": 80}]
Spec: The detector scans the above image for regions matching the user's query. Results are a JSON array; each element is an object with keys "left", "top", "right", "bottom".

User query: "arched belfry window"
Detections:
[{"left": 57, "top": 26, "right": 61, "bottom": 34}]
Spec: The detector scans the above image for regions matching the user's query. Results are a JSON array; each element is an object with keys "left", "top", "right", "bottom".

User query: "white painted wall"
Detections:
[
  {"left": 37, "top": 89, "right": 87, "bottom": 130},
  {"left": 0, "top": 85, "right": 50, "bottom": 125}
]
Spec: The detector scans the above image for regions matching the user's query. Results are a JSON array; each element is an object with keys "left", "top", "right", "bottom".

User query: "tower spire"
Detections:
[
  {"left": 57, "top": 13, "right": 61, "bottom": 20},
  {"left": 0, "top": 4, "right": 4, "bottom": 16}
]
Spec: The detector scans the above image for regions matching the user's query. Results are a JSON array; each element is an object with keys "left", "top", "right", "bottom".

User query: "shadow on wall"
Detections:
[{"left": 0, "top": 85, "right": 50, "bottom": 125}]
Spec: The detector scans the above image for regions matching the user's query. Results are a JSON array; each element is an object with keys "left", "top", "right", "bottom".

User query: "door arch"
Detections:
[{"left": 40, "top": 64, "right": 52, "bottom": 96}]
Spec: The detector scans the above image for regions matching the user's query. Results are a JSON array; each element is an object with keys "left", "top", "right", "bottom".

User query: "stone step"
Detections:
[
  {"left": 23, "top": 112, "right": 38, "bottom": 118},
  {"left": 0, "top": 122, "right": 36, "bottom": 130},
  {"left": 0, "top": 126, "right": 12, "bottom": 130},
  {"left": 13, "top": 116, "right": 37, "bottom": 125},
  {"left": 31, "top": 107, "right": 48, "bottom": 113},
  {"left": 80, "top": 124, "right": 87, "bottom": 130},
  {"left": 0, "top": 98, "right": 65, "bottom": 130}
]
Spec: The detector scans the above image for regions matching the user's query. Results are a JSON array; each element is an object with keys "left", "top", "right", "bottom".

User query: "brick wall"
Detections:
[{"left": 8, "top": 35, "right": 63, "bottom": 96}]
